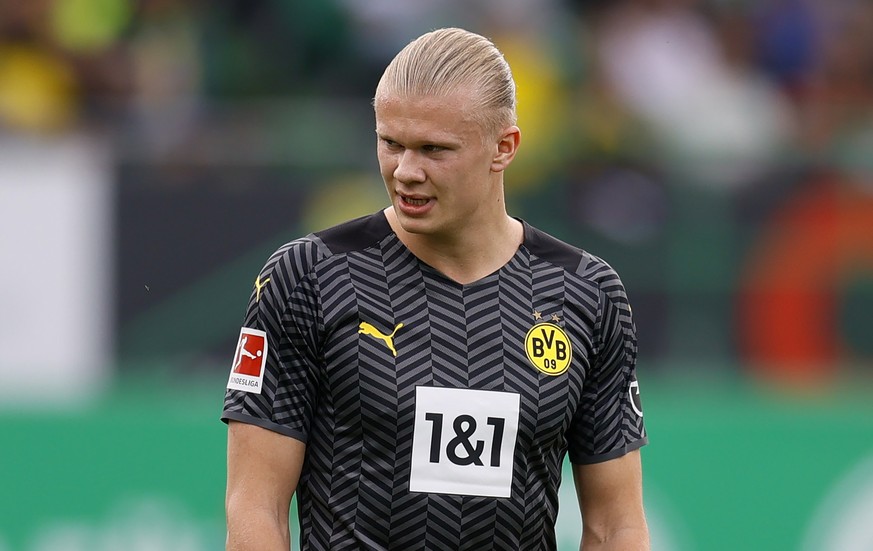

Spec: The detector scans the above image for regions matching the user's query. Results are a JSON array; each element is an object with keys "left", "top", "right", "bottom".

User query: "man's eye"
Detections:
[{"left": 422, "top": 145, "right": 444, "bottom": 153}]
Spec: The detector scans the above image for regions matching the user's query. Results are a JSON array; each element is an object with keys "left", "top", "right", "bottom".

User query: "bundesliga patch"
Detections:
[{"left": 227, "top": 327, "right": 267, "bottom": 394}]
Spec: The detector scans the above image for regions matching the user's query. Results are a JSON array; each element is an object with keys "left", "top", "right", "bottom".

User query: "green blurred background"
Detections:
[{"left": 1, "top": 0, "right": 873, "bottom": 550}]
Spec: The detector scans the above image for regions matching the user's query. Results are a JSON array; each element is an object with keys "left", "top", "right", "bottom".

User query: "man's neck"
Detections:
[{"left": 384, "top": 207, "right": 523, "bottom": 285}]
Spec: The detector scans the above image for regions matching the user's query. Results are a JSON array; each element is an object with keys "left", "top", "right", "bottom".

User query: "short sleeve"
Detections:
[
  {"left": 568, "top": 267, "right": 647, "bottom": 464},
  {"left": 220, "top": 239, "right": 323, "bottom": 443}
]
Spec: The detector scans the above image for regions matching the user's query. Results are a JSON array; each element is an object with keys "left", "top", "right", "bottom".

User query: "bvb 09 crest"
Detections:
[{"left": 525, "top": 322, "right": 572, "bottom": 376}]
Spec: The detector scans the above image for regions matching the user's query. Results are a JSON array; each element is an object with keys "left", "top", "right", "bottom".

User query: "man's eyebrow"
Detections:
[
  {"left": 375, "top": 132, "right": 399, "bottom": 145},
  {"left": 375, "top": 128, "right": 463, "bottom": 148}
]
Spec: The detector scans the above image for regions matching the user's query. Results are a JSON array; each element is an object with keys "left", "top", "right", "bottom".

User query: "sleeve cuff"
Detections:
[
  {"left": 569, "top": 436, "right": 648, "bottom": 465},
  {"left": 220, "top": 410, "right": 308, "bottom": 443}
]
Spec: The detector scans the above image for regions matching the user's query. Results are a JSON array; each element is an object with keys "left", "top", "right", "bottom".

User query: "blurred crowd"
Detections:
[
  {"left": 2, "top": 0, "right": 872, "bottom": 184},
  {"left": 0, "top": 0, "right": 870, "bottom": 155}
]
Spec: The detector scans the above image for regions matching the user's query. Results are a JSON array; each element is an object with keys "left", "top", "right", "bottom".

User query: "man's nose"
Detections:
[{"left": 394, "top": 150, "right": 426, "bottom": 184}]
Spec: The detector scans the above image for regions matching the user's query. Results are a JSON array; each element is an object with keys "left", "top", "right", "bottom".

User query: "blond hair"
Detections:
[{"left": 374, "top": 28, "right": 517, "bottom": 137}]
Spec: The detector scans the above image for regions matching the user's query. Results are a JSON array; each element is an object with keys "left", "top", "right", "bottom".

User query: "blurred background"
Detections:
[{"left": 1, "top": 0, "right": 872, "bottom": 549}]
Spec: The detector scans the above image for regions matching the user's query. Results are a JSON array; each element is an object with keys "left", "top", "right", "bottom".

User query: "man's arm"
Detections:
[
  {"left": 226, "top": 420, "right": 306, "bottom": 551},
  {"left": 573, "top": 449, "right": 649, "bottom": 551}
]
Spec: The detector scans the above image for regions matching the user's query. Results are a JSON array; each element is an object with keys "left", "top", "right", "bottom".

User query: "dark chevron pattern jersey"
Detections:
[{"left": 222, "top": 212, "right": 647, "bottom": 551}]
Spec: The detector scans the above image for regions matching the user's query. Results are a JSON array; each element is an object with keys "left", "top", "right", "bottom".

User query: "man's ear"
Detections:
[{"left": 491, "top": 126, "right": 521, "bottom": 172}]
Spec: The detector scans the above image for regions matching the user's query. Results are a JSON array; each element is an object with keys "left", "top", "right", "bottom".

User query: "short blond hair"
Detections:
[{"left": 374, "top": 28, "right": 517, "bottom": 137}]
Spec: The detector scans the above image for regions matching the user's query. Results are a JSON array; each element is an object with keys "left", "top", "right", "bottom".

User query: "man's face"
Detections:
[{"left": 374, "top": 90, "right": 502, "bottom": 240}]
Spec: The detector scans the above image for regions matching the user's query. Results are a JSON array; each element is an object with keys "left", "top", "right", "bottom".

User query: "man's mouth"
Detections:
[{"left": 401, "top": 195, "right": 429, "bottom": 206}]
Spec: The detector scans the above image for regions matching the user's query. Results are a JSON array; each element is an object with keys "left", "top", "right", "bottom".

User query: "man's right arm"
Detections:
[{"left": 226, "top": 420, "right": 307, "bottom": 551}]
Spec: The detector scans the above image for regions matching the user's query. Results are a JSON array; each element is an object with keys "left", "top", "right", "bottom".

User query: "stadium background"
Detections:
[{"left": 2, "top": 0, "right": 873, "bottom": 549}]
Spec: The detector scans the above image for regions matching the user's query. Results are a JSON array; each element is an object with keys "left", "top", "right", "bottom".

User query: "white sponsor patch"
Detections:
[
  {"left": 226, "top": 327, "right": 267, "bottom": 394},
  {"left": 410, "top": 386, "right": 520, "bottom": 498},
  {"left": 629, "top": 379, "right": 643, "bottom": 417}
]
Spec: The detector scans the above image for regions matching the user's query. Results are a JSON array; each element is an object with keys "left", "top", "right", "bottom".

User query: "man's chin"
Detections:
[{"left": 397, "top": 219, "right": 432, "bottom": 235}]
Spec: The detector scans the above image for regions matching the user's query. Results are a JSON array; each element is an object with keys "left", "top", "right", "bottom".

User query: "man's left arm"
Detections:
[{"left": 573, "top": 449, "right": 649, "bottom": 551}]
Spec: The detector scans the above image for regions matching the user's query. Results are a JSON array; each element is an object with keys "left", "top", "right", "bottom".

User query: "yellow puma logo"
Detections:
[
  {"left": 358, "top": 321, "right": 404, "bottom": 357},
  {"left": 254, "top": 276, "right": 271, "bottom": 302}
]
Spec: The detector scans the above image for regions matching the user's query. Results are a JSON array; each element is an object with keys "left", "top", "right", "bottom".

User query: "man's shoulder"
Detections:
[
  {"left": 261, "top": 211, "right": 391, "bottom": 284},
  {"left": 312, "top": 211, "right": 393, "bottom": 255},
  {"left": 525, "top": 223, "right": 625, "bottom": 302},
  {"left": 523, "top": 222, "right": 625, "bottom": 288}
]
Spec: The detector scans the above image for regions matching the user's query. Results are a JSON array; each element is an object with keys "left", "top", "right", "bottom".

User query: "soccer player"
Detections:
[{"left": 222, "top": 27, "right": 649, "bottom": 551}]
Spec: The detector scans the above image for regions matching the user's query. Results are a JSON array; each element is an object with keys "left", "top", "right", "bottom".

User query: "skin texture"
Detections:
[
  {"left": 574, "top": 450, "right": 650, "bottom": 550},
  {"left": 225, "top": 421, "right": 305, "bottom": 550},
  {"left": 374, "top": 88, "right": 523, "bottom": 285}
]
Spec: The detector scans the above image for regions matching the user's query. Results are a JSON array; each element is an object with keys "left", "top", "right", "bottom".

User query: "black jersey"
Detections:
[{"left": 222, "top": 211, "right": 646, "bottom": 551}]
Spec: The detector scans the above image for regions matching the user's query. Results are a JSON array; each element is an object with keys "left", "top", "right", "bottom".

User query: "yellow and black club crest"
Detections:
[{"left": 524, "top": 322, "right": 572, "bottom": 376}]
